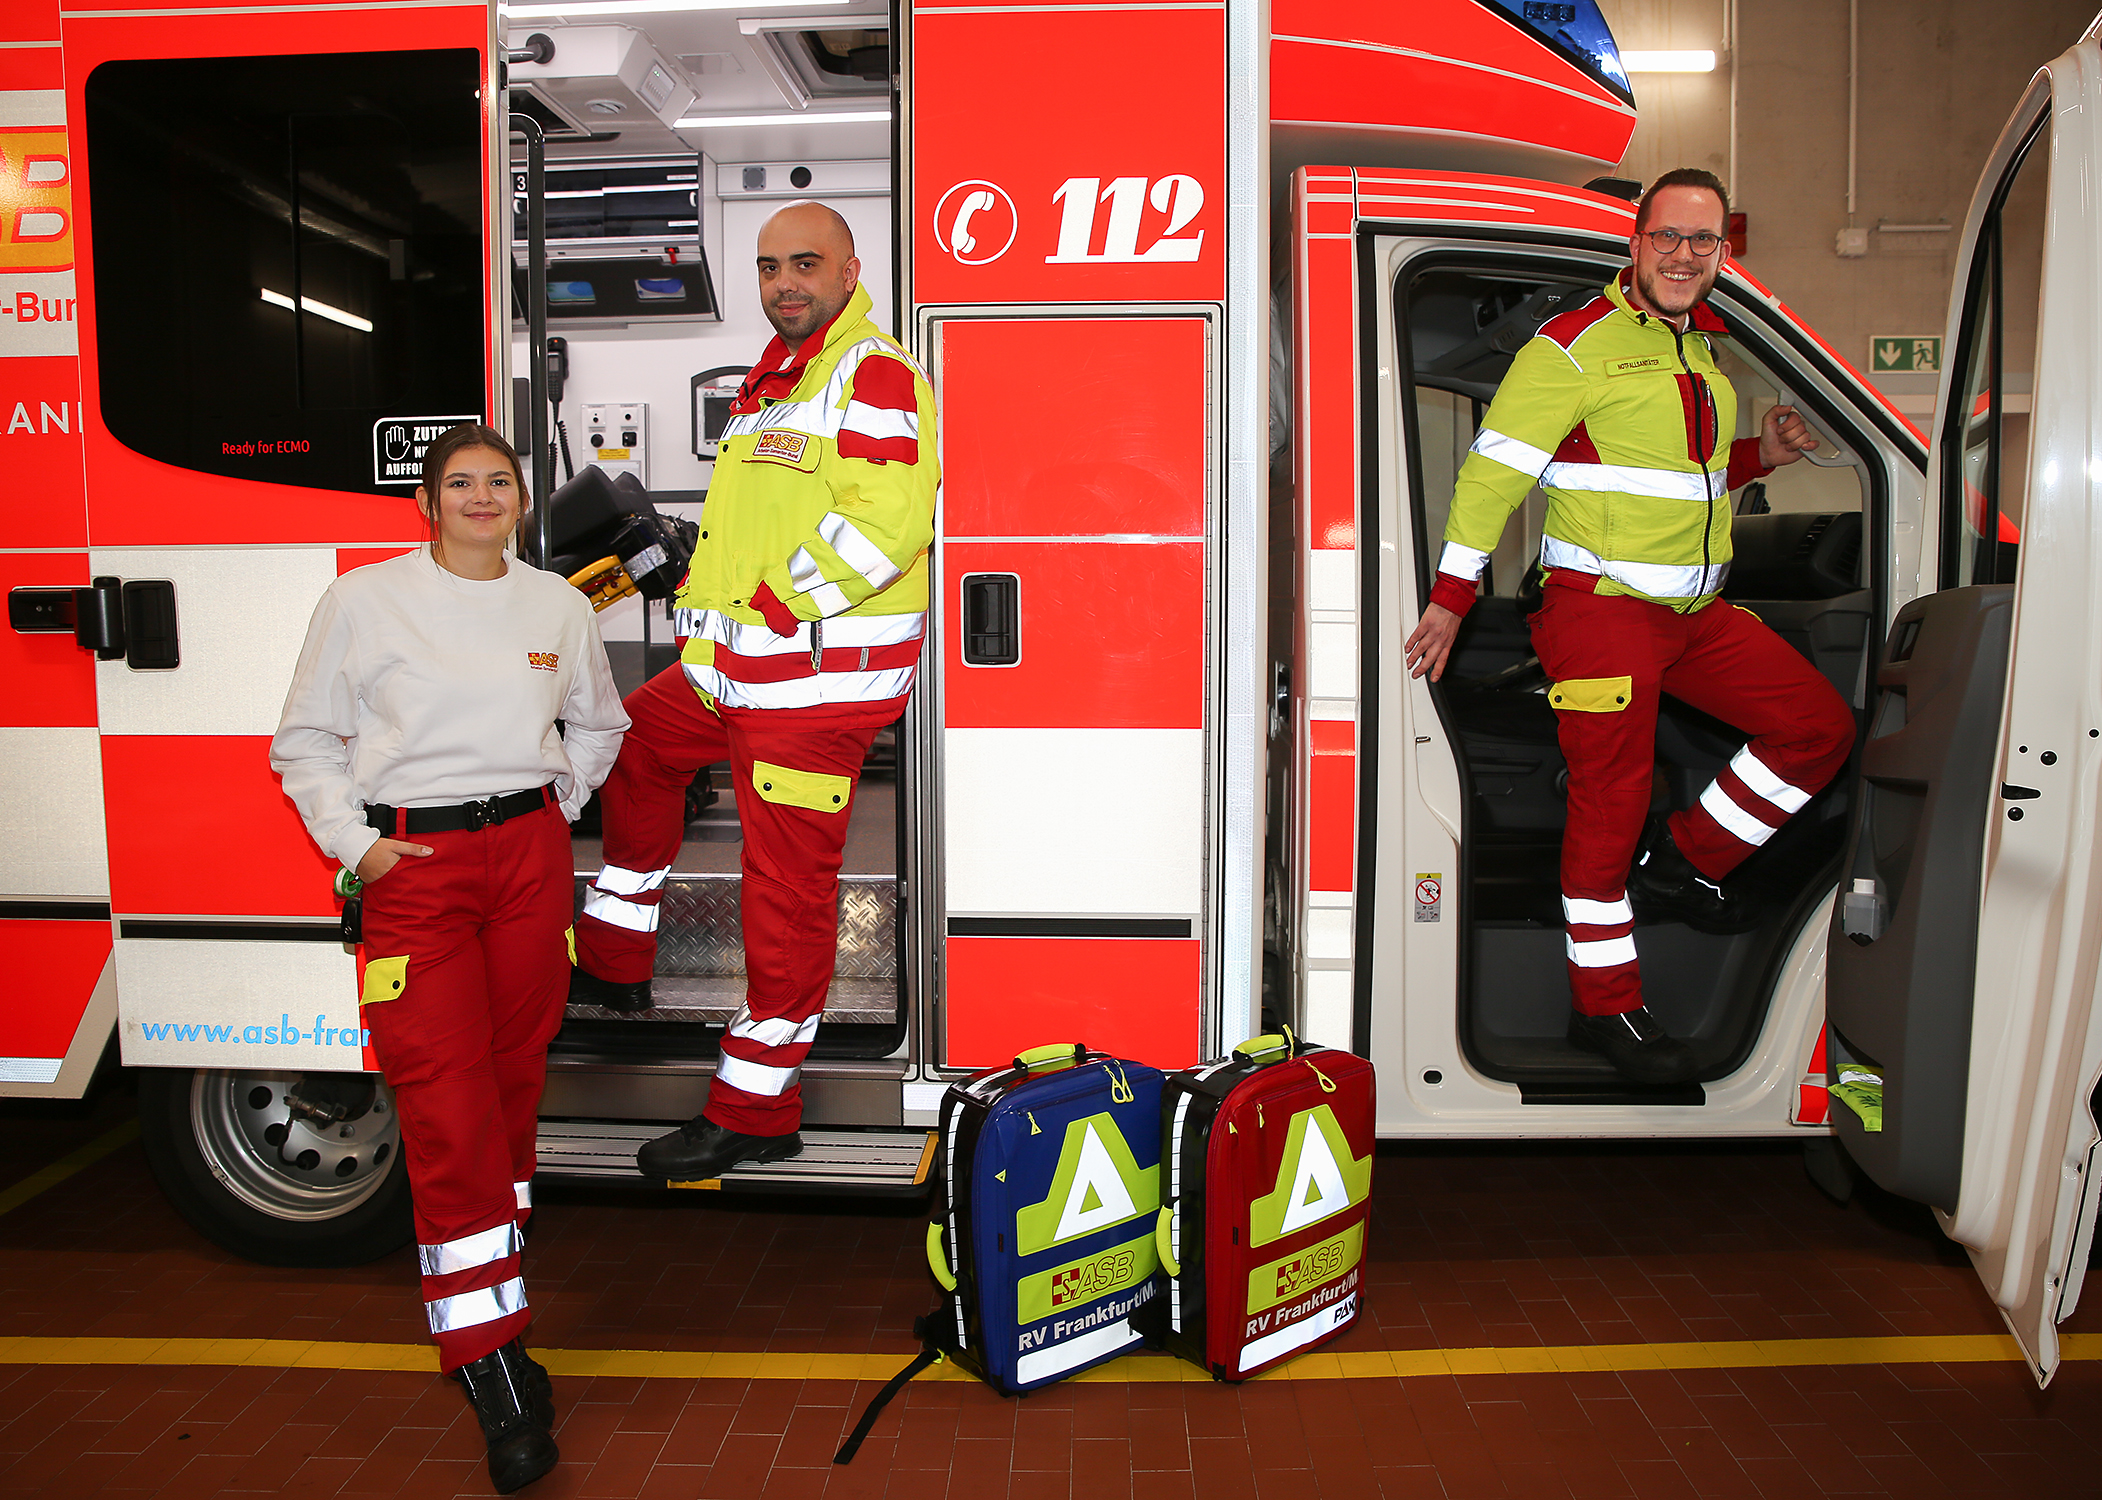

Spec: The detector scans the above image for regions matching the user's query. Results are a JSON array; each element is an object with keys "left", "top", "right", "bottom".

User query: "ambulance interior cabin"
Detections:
[
  {"left": 1398, "top": 147, "right": 2038, "bottom": 1094},
  {"left": 500, "top": 11, "right": 903, "bottom": 1063}
]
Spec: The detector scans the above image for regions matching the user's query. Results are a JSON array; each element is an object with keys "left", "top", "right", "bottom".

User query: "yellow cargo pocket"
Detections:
[
  {"left": 1548, "top": 676, "right": 1635, "bottom": 713},
  {"left": 750, "top": 760, "right": 852, "bottom": 813},
  {"left": 361, "top": 954, "right": 409, "bottom": 1007}
]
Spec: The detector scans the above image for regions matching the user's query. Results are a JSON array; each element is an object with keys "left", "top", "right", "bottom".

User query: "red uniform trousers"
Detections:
[
  {"left": 358, "top": 795, "right": 570, "bottom": 1372},
  {"left": 1529, "top": 575, "right": 1855, "bottom": 1017},
  {"left": 573, "top": 665, "right": 889, "bottom": 1136}
]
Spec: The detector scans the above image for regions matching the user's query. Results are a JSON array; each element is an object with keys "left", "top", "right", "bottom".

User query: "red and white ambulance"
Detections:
[{"left": 2, "top": 0, "right": 2097, "bottom": 1382}]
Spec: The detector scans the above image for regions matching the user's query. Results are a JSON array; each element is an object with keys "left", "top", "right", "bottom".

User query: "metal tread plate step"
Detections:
[
  {"left": 564, "top": 976, "right": 897, "bottom": 1026},
  {"left": 535, "top": 1122, "right": 936, "bottom": 1197}
]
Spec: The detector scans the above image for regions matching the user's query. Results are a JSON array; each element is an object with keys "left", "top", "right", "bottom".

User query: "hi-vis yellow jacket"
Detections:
[
  {"left": 1430, "top": 271, "right": 1768, "bottom": 616},
  {"left": 675, "top": 284, "right": 938, "bottom": 714}
]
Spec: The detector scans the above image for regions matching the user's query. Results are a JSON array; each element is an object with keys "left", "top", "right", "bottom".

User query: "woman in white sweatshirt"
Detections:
[{"left": 271, "top": 424, "right": 627, "bottom": 1496}]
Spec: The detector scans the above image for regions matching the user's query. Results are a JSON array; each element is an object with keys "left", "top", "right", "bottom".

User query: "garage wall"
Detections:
[{"left": 1599, "top": 0, "right": 2094, "bottom": 413}]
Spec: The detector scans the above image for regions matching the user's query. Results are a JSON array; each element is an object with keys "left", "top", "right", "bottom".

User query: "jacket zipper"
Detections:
[{"left": 1671, "top": 324, "right": 1718, "bottom": 615}]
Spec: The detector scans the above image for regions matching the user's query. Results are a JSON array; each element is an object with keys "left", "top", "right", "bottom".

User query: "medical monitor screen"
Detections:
[
  {"left": 1473, "top": 0, "right": 1632, "bottom": 105},
  {"left": 84, "top": 49, "right": 486, "bottom": 495}
]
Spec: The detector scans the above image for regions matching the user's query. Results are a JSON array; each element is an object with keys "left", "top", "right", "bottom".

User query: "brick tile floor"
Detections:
[{"left": 2, "top": 1089, "right": 2100, "bottom": 1497}]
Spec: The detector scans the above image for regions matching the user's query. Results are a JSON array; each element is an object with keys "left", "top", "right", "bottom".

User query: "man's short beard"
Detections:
[{"left": 1636, "top": 263, "right": 1716, "bottom": 317}]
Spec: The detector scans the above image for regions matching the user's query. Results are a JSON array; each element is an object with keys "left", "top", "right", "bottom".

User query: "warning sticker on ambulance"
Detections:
[
  {"left": 1414, "top": 874, "right": 1441, "bottom": 923},
  {"left": 373, "top": 415, "right": 481, "bottom": 486}
]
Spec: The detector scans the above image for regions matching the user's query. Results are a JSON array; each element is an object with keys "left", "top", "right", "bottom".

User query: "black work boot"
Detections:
[
  {"left": 1628, "top": 812, "right": 1758, "bottom": 934},
  {"left": 568, "top": 966, "right": 653, "bottom": 1013},
  {"left": 1568, "top": 1006, "right": 1696, "bottom": 1084},
  {"left": 513, "top": 1341, "right": 556, "bottom": 1429},
  {"left": 636, "top": 1115, "right": 803, "bottom": 1180},
  {"left": 455, "top": 1340, "right": 559, "bottom": 1494}
]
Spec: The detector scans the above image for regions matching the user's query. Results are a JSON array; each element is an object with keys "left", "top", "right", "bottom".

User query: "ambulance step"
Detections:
[
  {"left": 534, "top": 1122, "right": 937, "bottom": 1197},
  {"left": 565, "top": 975, "right": 896, "bottom": 1025},
  {"left": 571, "top": 873, "right": 896, "bottom": 980}
]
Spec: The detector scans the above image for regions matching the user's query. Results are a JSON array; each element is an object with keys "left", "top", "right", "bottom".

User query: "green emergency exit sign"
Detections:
[{"left": 1871, "top": 336, "right": 1942, "bottom": 373}]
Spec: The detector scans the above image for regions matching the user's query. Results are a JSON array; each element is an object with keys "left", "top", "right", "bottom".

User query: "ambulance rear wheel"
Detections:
[{"left": 139, "top": 1067, "right": 413, "bottom": 1267}]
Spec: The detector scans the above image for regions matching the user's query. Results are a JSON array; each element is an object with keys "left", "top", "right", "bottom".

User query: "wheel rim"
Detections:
[{"left": 187, "top": 1070, "right": 404, "bottom": 1222}]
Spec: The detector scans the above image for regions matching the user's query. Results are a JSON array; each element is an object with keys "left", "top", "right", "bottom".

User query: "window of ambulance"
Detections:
[
  {"left": 82, "top": 50, "right": 486, "bottom": 496},
  {"left": 1942, "top": 115, "right": 2047, "bottom": 590}
]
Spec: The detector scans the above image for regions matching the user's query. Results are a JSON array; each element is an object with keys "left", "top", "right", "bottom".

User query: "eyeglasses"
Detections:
[{"left": 1643, "top": 229, "right": 1726, "bottom": 256}]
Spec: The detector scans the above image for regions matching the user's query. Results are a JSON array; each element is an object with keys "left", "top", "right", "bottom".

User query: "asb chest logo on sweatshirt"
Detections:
[{"left": 527, "top": 652, "right": 559, "bottom": 673}]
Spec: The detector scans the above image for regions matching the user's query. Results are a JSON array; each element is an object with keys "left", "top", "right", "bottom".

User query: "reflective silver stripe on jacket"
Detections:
[
  {"left": 1541, "top": 535, "right": 1727, "bottom": 599},
  {"left": 1542, "top": 459, "right": 1722, "bottom": 503}
]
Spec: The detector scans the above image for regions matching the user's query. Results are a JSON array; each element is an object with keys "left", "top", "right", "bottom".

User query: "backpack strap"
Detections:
[{"left": 833, "top": 1320, "right": 944, "bottom": 1464}]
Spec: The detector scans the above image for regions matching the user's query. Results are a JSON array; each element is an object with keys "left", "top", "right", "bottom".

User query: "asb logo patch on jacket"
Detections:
[
  {"left": 672, "top": 282, "right": 939, "bottom": 717},
  {"left": 924, "top": 1047, "right": 1166, "bottom": 1394}
]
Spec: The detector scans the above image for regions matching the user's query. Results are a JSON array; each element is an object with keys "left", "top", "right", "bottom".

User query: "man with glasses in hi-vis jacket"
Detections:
[{"left": 1403, "top": 168, "right": 1853, "bottom": 1085}]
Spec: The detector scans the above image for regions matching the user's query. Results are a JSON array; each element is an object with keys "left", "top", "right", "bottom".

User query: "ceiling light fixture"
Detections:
[
  {"left": 1620, "top": 50, "right": 1719, "bottom": 72},
  {"left": 260, "top": 288, "right": 373, "bottom": 333},
  {"left": 500, "top": 0, "right": 846, "bottom": 17},
  {"left": 673, "top": 109, "right": 890, "bottom": 127}
]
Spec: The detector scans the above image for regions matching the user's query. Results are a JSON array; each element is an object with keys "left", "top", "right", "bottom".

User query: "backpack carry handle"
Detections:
[
  {"left": 925, "top": 1221, "right": 957, "bottom": 1291},
  {"left": 1232, "top": 1024, "right": 1298, "bottom": 1063},
  {"left": 1013, "top": 1042, "right": 1087, "bottom": 1073},
  {"left": 1155, "top": 1205, "right": 1180, "bottom": 1277}
]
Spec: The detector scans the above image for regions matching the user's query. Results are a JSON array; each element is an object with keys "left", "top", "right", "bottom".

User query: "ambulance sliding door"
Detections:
[
  {"left": 907, "top": 0, "right": 1233, "bottom": 1071},
  {"left": 926, "top": 313, "right": 1215, "bottom": 1068},
  {"left": 61, "top": 1, "right": 501, "bottom": 1072},
  {"left": 1824, "top": 41, "right": 2102, "bottom": 1385}
]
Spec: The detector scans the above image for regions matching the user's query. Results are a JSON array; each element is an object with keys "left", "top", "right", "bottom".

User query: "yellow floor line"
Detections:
[
  {"left": 0, "top": 1120, "right": 140, "bottom": 1219},
  {"left": 0, "top": 1331, "right": 2094, "bottom": 1382}
]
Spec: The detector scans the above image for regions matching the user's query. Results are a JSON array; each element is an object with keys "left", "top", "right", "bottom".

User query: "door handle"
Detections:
[
  {"left": 7, "top": 576, "right": 180, "bottom": 669},
  {"left": 960, "top": 573, "right": 1019, "bottom": 666}
]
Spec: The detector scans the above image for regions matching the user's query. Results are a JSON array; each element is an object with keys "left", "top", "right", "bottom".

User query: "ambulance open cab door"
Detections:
[
  {"left": 29, "top": 0, "right": 507, "bottom": 1263},
  {"left": 1822, "top": 28, "right": 2102, "bottom": 1385},
  {"left": 1288, "top": 20, "right": 2102, "bottom": 1385}
]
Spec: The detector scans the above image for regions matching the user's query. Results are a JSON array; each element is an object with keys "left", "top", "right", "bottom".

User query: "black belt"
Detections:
[{"left": 365, "top": 786, "right": 553, "bottom": 836}]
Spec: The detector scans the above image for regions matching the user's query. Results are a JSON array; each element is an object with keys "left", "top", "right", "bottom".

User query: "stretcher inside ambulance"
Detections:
[{"left": 4, "top": 0, "right": 2096, "bottom": 1386}]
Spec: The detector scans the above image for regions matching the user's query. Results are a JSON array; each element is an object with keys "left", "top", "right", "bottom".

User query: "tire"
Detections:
[{"left": 137, "top": 1067, "right": 413, "bottom": 1267}]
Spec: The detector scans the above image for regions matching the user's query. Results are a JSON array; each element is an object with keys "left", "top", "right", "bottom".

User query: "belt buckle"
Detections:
[{"left": 464, "top": 797, "right": 500, "bottom": 831}]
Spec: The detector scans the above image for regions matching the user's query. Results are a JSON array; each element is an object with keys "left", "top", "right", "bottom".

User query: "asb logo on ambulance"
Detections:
[{"left": 0, "top": 129, "right": 71, "bottom": 272}]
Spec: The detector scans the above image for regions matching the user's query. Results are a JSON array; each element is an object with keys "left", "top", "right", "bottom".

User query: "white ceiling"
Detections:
[{"left": 504, "top": 4, "right": 892, "bottom": 161}]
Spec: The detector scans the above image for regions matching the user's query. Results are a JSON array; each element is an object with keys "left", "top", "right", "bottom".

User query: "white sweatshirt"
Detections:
[{"left": 271, "top": 547, "right": 630, "bottom": 871}]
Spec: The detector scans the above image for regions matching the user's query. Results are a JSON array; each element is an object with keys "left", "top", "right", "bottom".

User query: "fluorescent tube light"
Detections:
[
  {"left": 1621, "top": 50, "right": 1719, "bottom": 72},
  {"left": 260, "top": 288, "right": 373, "bottom": 333},
  {"left": 501, "top": 0, "right": 844, "bottom": 16},
  {"left": 675, "top": 109, "right": 889, "bottom": 128}
]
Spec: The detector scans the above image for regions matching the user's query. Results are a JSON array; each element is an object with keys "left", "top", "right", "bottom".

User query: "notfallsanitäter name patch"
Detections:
[
  {"left": 527, "top": 652, "right": 559, "bottom": 672},
  {"left": 751, "top": 429, "right": 810, "bottom": 463},
  {"left": 1604, "top": 354, "right": 1669, "bottom": 377}
]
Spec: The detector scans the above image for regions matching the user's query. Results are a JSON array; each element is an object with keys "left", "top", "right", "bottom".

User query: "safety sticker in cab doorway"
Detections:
[
  {"left": 374, "top": 415, "right": 481, "bottom": 486},
  {"left": 1414, "top": 874, "right": 1442, "bottom": 923}
]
